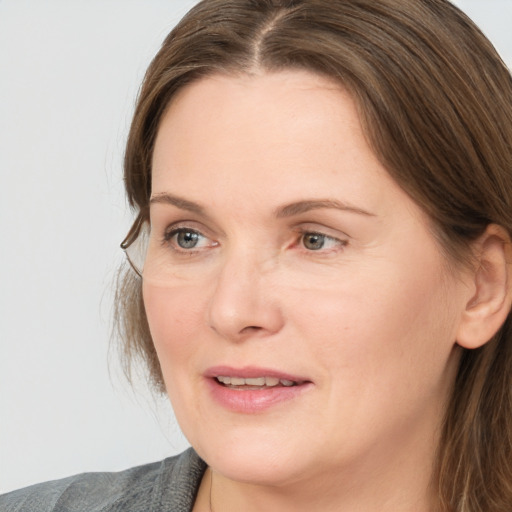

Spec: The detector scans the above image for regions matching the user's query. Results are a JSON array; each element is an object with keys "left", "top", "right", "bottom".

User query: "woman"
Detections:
[{"left": 3, "top": 0, "right": 512, "bottom": 510}]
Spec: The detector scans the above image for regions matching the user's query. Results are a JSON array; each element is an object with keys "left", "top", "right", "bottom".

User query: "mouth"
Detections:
[
  {"left": 215, "top": 375, "right": 301, "bottom": 389},
  {"left": 205, "top": 366, "right": 313, "bottom": 413}
]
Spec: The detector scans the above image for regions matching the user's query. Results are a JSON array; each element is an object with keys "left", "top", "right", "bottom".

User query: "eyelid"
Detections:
[
  {"left": 159, "top": 219, "right": 216, "bottom": 239},
  {"left": 149, "top": 205, "right": 225, "bottom": 238},
  {"left": 293, "top": 221, "right": 350, "bottom": 240}
]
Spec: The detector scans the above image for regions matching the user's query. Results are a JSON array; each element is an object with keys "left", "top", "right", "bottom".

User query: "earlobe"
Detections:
[{"left": 456, "top": 224, "right": 512, "bottom": 350}]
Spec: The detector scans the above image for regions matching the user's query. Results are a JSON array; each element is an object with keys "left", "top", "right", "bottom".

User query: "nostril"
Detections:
[{"left": 240, "top": 325, "right": 263, "bottom": 334}]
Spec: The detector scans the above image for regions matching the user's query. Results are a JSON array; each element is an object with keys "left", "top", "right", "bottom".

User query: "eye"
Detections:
[
  {"left": 164, "top": 227, "right": 215, "bottom": 251},
  {"left": 302, "top": 232, "right": 326, "bottom": 251},
  {"left": 300, "top": 231, "right": 346, "bottom": 251},
  {"left": 175, "top": 230, "right": 200, "bottom": 249}
]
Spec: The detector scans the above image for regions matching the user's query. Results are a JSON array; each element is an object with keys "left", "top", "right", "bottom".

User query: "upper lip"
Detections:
[{"left": 204, "top": 365, "right": 311, "bottom": 384}]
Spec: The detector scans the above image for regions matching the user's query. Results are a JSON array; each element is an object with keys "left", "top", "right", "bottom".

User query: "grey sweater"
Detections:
[{"left": 0, "top": 448, "right": 206, "bottom": 512}]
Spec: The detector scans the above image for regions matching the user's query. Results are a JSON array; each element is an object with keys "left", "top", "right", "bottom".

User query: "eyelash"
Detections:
[
  {"left": 298, "top": 230, "right": 347, "bottom": 252},
  {"left": 162, "top": 227, "right": 215, "bottom": 253},
  {"left": 162, "top": 227, "right": 347, "bottom": 255}
]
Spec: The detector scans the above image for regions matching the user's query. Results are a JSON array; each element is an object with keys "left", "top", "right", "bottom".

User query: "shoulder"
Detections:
[{"left": 0, "top": 448, "right": 206, "bottom": 512}]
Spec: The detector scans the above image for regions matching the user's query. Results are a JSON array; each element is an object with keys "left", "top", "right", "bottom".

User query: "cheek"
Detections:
[
  {"left": 287, "top": 257, "right": 459, "bottom": 395},
  {"left": 143, "top": 283, "right": 206, "bottom": 370}
]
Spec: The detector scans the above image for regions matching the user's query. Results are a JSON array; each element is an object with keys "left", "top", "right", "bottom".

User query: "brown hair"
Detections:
[{"left": 115, "top": 0, "right": 512, "bottom": 509}]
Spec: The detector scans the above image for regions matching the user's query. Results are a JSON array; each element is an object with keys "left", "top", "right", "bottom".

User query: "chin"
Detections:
[
  {"left": 187, "top": 422, "right": 312, "bottom": 486},
  {"left": 206, "top": 447, "right": 305, "bottom": 486}
]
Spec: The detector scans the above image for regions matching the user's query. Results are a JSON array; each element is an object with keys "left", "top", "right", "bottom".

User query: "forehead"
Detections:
[
  {"left": 150, "top": 70, "right": 414, "bottom": 223},
  {"left": 153, "top": 69, "right": 360, "bottom": 163}
]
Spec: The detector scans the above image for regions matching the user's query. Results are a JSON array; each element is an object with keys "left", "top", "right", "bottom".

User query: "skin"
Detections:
[{"left": 144, "top": 70, "right": 476, "bottom": 512}]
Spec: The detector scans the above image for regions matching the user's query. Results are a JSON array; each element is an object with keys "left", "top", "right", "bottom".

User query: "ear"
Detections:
[{"left": 456, "top": 224, "right": 512, "bottom": 349}]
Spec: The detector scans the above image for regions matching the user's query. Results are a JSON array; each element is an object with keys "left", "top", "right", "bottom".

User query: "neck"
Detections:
[{"left": 205, "top": 437, "right": 438, "bottom": 512}]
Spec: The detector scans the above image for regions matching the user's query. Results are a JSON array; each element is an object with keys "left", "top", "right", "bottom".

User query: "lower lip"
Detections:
[{"left": 205, "top": 378, "right": 313, "bottom": 413}]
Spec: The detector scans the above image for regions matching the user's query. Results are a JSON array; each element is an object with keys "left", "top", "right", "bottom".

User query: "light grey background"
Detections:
[{"left": 1, "top": 0, "right": 511, "bottom": 494}]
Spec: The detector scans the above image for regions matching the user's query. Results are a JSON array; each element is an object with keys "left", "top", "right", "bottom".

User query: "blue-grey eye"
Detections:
[
  {"left": 176, "top": 230, "right": 199, "bottom": 249},
  {"left": 302, "top": 233, "right": 326, "bottom": 250}
]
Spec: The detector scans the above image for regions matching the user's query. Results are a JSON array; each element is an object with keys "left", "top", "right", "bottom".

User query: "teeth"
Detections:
[
  {"left": 216, "top": 376, "right": 297, "bottom": 387},
  {"left": 265, "top": 377, "right": 279, "bottom": 387},
  {"left": 245, "top": 377, "right": 266, "bottom": 386}
]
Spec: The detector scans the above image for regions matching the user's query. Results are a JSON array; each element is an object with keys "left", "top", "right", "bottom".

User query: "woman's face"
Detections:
[{"left": 145, "top": 70, "right": 469, "bottom": 488}]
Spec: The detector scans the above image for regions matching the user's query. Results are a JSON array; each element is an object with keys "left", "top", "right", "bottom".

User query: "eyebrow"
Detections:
[
  {"left": 149, "top": 193, "right": 375, "bottom": 218},
  {"left": 150, "top": 193, "right": 206, "bottom": 215},
  {"left": 275, "top": 199, "right": 375, "bottom": 218}
]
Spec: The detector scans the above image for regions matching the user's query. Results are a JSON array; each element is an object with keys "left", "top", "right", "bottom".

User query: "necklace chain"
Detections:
[{"left": 209, "top": 468, "right": 214, "bottom": 512}]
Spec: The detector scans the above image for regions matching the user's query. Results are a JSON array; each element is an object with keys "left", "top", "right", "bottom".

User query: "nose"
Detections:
[{"left": 207, "top": 251, "right": 285, "bottom": 342}]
